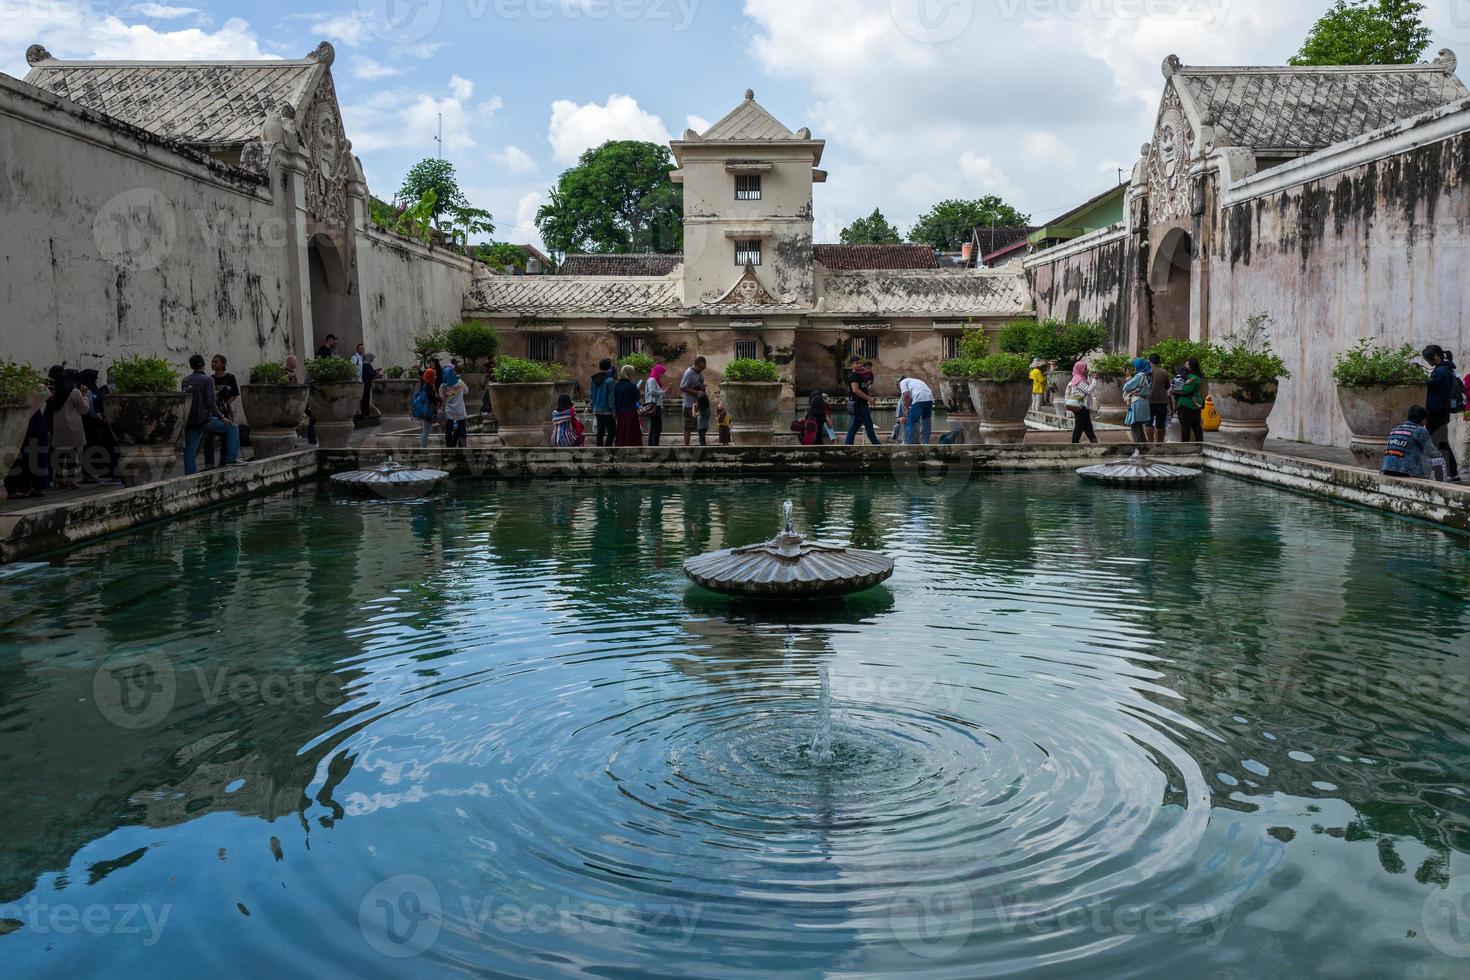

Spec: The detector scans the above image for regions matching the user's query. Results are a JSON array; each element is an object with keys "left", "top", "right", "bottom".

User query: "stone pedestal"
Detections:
[
  {"left": 249, "top": 427, "right": 300, "bottom": 460},
  {"left": 1046, "top": 369, "right": 1072, "bottom": 415},
  {"left": 309, "top": 383, "right": 361, "bottom": 450},
  {"left": 102, "top": 392, "right": 187, "bottom": 487},
  {"left": 372, "top": 380, "right": 420, "bottom": 438},
  {"left": 487, "top": 383, "right": 556, "bottom": 448},
  {"left": 1212, "top": 381, "right": 1277, "bottom": 452},
  {"left": 1093, "top": 377, "right": 1128, "bottom": 425},
  {"left": 1338, "top": 384, "right": 1423, "bottom": 468},
  {"left": 118, "top": 446, "right": 175, "bottom": 487},
  {"left": 968, "top": 380, "right": 1032, "bottom": 446},
  {"left": 0, "top": 404, "right": 32, "bottom": 503},
  {"left": 721, "top": 382, "right": 783, "bottom": 446}
]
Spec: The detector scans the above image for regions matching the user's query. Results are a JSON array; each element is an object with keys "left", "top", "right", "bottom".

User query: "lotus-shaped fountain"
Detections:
[
  {"left": 1076, "top": 450, "right": 1202, "bottom": 487},
  {"left": 330, "top": 456, "right": 449, "bottom": 500},
  {"left": 683, "top": 501, "right": 895, "bottom": 600}
]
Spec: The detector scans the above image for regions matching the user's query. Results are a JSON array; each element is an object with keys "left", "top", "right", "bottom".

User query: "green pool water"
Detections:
[{"left": 1, "top": 473, "right": 1467, "bottom": 977}]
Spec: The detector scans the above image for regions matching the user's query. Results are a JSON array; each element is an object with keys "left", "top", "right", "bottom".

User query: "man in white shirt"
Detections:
[
  {"left": 350, "top": 343, "right": 366, "bottom": 381},
  {"left": 897, "top": 376, "right": 935, "bottom": 445}
]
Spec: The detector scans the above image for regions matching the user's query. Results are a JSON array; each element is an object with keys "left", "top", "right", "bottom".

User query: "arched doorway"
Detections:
[
  {"left": 1146, "top": 227, "right": 1193, "bottom": 348},
  {"left": 307, "top": 233, "right": 362, "bottom": 356}
]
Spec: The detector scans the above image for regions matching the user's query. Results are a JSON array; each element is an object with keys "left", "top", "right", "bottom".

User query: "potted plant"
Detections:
[
  {"left": 0, "top": 360, "right": 48, "bottom": 501},
  {"left": 488, "top": 356, "right": 557, "bottom": 447},
  {"left": 1089, "top": 353, "right": 1133, "bottom": 424},
  {"left": 373, "top": 365, "right": 422, "bottom": 436},
  {"left": 241, "top": 361, "right": 311, "bottom": 459},
  {"left": 103, "top": 356, "right": 187, "bottom": 485},
  {"left": 306, "top": 355, "right": 361, "bottom": 449},
  {"left": 939, "top": 329, "right": 990, "bottom": 443},
  {"left": 1333, "top": 340, "right": 1429, "bottom": 466},
  {"left": 1201, "top": 314, "right": 1292, "bottom": 451},
  {"left": 444, "top": 321, "right": 501, "bottom": 413},
  {"left": 719, "top": 358, "right": 783, "bottom": 445},
  {"left": 965, "top": 352, "right": 1033, "bottom": 445},
  {"left": 411, "top": 329, "right": 447, "bottom": 368},
  {"left": 1032, "top": 319, "right": 1108, "bottom": 413},
  {"left": 538, "top": 361, "right": 577, "bottom": 406},
  {"left": 1143, "top": 338, "right": 1212, "bottom": 373}
]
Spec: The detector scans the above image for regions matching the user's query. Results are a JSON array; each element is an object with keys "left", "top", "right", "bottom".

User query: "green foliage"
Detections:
[
  {"left": 537, "top": 362, "right": 572, "bottom": 382},
  {"left": 1202, "top": 315, "right": 1291, "bottom": 382},
  {"left": 1332, "top": 340, "right": 1428, "bottom": 387},
  {"left": 967, "top": 353, "right": 1033, "bottom": 384},
  {"left": 398, "top": 158, "right": 495, "bottom": 240},
  {"left": 306, "top": 356, "right": 358, "bottom": 385},
  {"left": 622, "top": 352, "right": 656, "bottom": 375},
  {"left": 385, "top": 366, "right": 409, "bottom": 380},
  {"left": 109, "top": 356, "right": 179, "bottom": 394},
  {"left": 1143, "top": 338, "right": 1212, "bottom": 371},
  {"left": 476, "top": 242, "right": 530, "bottom": 273},
  {"left": 957, "top": 328, "right": 991, "bottom": 360},
  {"left": 996, "top": 319, "right": 1039, "bottom": 356},
  {"left": 1289, "top": 0, "right": 1430, "bottom": 66},
  {"left": 443, "top": 321, "right": 501, "bottom": 368},
  {"left": 412, "top": 329, "right": 448, "bottom": 366},
  {"left": 0, "top": 360, "right": 48, "bottom": 404},
  {"left": 723, "top": 359, "right": 781, "bottom": 383},
  {"left": 839, "top": 208, "right": 903, "bottom": 245},
  {"left": 493, "top": 356, "right": 556, "bottom": 384},
  {"left": 1032, "top": 319, "right": 1108, "bottom": 367},
  {"left": 940, "top": 358, "right": 977, "bottom": 379},
  {"left": 908, "top": 197, "right": 1031, "bottom": 251},
  {"left": 248, "top": 362, "right": 293, "bottom": 386},
  {"left": 1090, "top": 353, "right": 1133, "bottom": 378},
  {"left": 535, "top": 141, "right": 683, "bottom": 258}
]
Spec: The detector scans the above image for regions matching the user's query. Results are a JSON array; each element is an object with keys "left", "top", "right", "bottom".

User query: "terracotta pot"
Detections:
[
  {"left": 1212, "top": 380, "right": 1279, "bottom": 451},
  {"left": 0, "top": 403, "right": 33, "bottom": 502},
  {"left": 488, "top": 382, "right": 556, "bottom": 447},
  {"left": 1092, "top": 376, "right": 1128, "bottom": 424},
  {"left": 372, "top": 379, "right": 420, "bottom": 435},
  {"left": 720, "top": 381, "right": 783, "bottom": 445},
  {"left": 1338, "top": 384, "right": 1426, "bottom": 466},
  {"left": 309, "top": 382, "right": 360, "bottom": 449},
  {"left": 940, "top": 376, "right": 980, "bottom": 444},
  {"left": 242, "top": 384, "right": 311, "bottom": 459},
  {"left": 101, "top": 392, "right": 188, "bottom": 486},
  {"left": 967, "top": 380, "right": 1032, "bottom": 445}
]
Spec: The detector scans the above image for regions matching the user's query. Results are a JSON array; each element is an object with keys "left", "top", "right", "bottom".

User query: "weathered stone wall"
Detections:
[
  {"left": 355, "top": 229, "right": 477, "bottom": 370},
  {"left": 0, "top": 74, "right": 295, "bottom": 381},
  {"left": 1025, "top": 228, "right": 1134, "bottom": 348},
  {"left": 1209, "top": 124, "right": 1470, "bottom": 447}
]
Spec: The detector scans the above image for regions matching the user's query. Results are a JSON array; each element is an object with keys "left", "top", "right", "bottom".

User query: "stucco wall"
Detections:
[
  {"left": 1025, "top": 228, "right": 1134, "bottom": 348},
  {"left": 1209, "top": 126, "right": 1470, "bottom": 447},
  {"left": 0, "top": 74, "right": 294, "bottom": 381},
  {"left": 356, "top": 229, "right": 477, "bottom": 370}
]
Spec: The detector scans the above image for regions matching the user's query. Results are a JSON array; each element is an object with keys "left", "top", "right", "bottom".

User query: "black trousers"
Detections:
[
  {"left": 596, "top": 414, "right": 615, "bottom": 447},
  {"left": 1071, "top": 408, "right": 1098, "bottom": 444},
  {"left": 1428, "top": 411, "right": 1460, "bottom": 480},
  {"left": 647, "top": 411, "right": 663, "bottom": 446},
  {"left": 1178, "top": 407, "right": 1205, "bottom": 442}
]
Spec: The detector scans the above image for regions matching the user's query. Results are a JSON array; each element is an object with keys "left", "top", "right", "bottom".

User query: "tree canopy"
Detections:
[
  {"left": 907, "top": 197, "right": 1030, "bottom": 251},
  {"left": 535, "top": 140, "right": 683, "bottom": 258},
  {"left": 396, "top": 158, "right": 494, "bottom": 241},
  {"left": 839, "top": 208, "right": 903, "bottom": 245},
  {"left": 1288, "top": 0, "right": 1431, "bottom": 66}
]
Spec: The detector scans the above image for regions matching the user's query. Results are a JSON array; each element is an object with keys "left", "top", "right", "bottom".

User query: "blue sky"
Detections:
[{"left": 8, "top": 1, "right": 1470, "bottom": 249}]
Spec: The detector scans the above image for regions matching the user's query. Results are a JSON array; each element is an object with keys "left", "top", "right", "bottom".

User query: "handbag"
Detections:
[{"left": 1065, "top": 384, "right": 1086, "bottom": 414}]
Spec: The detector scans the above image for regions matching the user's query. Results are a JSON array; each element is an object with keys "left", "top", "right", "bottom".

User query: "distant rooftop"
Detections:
[
  {"left": 558, "top": 254, "right": 681, "bottom": 277},
  {"left": 814, "top": 244, "right": 939, "bottom": 271}
]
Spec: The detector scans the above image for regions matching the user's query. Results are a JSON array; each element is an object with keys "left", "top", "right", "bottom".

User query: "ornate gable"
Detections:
[
  {"left": 301, "top": 72, "right": 352, "bottom": 231},
  {"left": 1146, "top": 80, "right": 1197, "bottom": 226},
  {"left": 703, "top": 263, "right": 788, "bottom": 307}
]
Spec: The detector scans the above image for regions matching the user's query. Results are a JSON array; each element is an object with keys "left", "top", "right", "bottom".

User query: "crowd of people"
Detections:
[
  {"left": 4, "top": 365, "right": 123, "bottom": 498},
  {"left": 1061, "top": 356, "right": 1209, "bottom": 445}
]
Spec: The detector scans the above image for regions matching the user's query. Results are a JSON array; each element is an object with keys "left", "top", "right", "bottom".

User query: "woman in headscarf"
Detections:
[
  {"left": 1064, "top": 361, "right": 1098, "bottom": 445},
  {"left": 802, "top": 391, "right": 833, "bottom": 445},
  {"left": 642, "top": 363, "right": 668, "bottom": 446},
  {"left": 1175, "top": 358, "right": 1206, "bottom": 443},
  {"left": 613, "top": 364, "right": 643, "bottom": 447},
  {"left": 51, "top": 368, "right": 91, "bottom": 488},
  {"left": 1122, "top": 357, "right": 1153, "bottom": 444},
  {"left": 551, "top": 394, "right": 583, "bottom": 447},
  {"left": 439, "top": 364, "right": 469, "bottom": 448}
]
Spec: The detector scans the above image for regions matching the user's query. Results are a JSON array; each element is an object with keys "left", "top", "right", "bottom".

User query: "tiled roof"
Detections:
[
  {"left": 558, "top": 254, "right": 681, "bottom": 276},
  {"left": 1173, "top": 54, "right": 1469, "bottom": 151},
  {"left": 465, "top": 275, "right": 682, "bottom": 317},
  {"left": 971, "top": 227, "right": 1037, "bottom": 261},
  {"left": 699, "top": 91, "right": 797, "bottom": 141},
  {"left": 819, "top": 269, "right": 1030, "bottom": 317},
  {"left": 22, "top": 44, "right": 329, "bottom": 145},
  {"left": 813, "top": 244, "right": 939, "bottom": 271}
]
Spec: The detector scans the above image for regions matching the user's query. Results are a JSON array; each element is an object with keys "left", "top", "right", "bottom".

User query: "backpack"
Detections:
[
  {"left": 571, "top": 412, "right": 586, "bottom": 446},
  {"left": 411, "top": 386, "right": 433, "bottom": 420},
  {"left": 1450, "top": 371, "right": 1467, "bottom": 414}
]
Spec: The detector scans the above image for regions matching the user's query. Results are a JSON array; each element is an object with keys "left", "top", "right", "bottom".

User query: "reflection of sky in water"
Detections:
[{"left": 0, "top": 474, "right": 1467, "bottom": 977}]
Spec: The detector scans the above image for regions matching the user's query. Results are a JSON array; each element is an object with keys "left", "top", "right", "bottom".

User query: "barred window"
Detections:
[
  {"left": 735, "top": 240, "right": 762, "bottom": 266},
  {"left": 942, "top": 335, "right": 962, "bottom": 360},
  {"left": 734, "top": 339, "right": 758, "bottom": 361},
  {"left": 848, "top": 335, "right": 879, "bottom": 361},
  {"left": 527, "top": 334, "right": 558, "bottom": 363},
  {"left": 735, "top": 175, "right": 762, "bottom": 201},
  {"left": 617, "top": 335, "right": 645, "bottom": 360}
]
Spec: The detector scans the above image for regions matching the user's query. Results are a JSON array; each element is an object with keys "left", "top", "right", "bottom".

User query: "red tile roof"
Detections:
[
  {"left": 558, "top": 253, "right": 681, "bottom": 276},
  {"left": 813, "top": 244, "right": 939, "bottom": 271}
]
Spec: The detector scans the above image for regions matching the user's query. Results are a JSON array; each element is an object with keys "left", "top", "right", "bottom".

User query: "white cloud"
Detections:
[
  {"left": 490, "top": 146, "right": 538, "bottom": 174},
  {"left": 515, "top": 191, "right": 546, "bottom": 246},
  {"left": 349, "top": 57, "right": 401, "bottom": 80},
  {"left": 306, "top": 13, "right": 374, "bottom": 47},
  {"left": 547, "top": 94, "right": 672, "bottom": 164},
  {"left": 131, "top": 3, "right": 203, "bottom": 18},
  {"left": 3, "top": 12, "right": 272, "bottom": 72},
  {"left": 686, "top": 114, "right": 712, "bottom": 135},
  {"left": 343, "top": 78, "right": 499, "bottom": 155},
  {"left": 449, "top": 74, "right": 475, "bottom": 102}
]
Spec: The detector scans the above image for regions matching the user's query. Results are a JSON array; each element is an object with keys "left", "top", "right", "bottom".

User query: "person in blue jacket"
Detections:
[
  {"left": 589, "top": 358, "right": 617, "bottom": 448},
  {"left": 1423, "top": 345, "right": 1462, "bottom": 483}
]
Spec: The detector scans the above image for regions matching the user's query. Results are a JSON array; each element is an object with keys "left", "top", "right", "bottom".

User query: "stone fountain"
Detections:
[
  {"left": 1076, "top": 450, "right": 1202, "bottom": 487},
  {"left": 330, "top": 456, "right": 449, "bottom": 500},
  {"left": 683, "top": 500, "right": 895, "bottom": 599}
]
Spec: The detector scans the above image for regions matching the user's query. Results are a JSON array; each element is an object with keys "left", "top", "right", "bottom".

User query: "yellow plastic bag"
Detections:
[{"left": 1202, "top": 395, "right": 1221, "bottom": 432}]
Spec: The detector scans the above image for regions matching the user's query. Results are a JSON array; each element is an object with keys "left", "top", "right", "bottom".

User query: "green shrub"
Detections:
[
  {"left": 110, "top": 356, "right": 179, "bottom": 394},
  {"left": 411, "top": 329, "right": 447, "bottom": 366},
  {"left": 940, "top": 358, "right": 977, "bottom": 379},
  {"left": 723, "top": 359, "right": 781, "bottom": 383},
  {"left": 444, "top": 321, "right": 501, "bottom": 369},
  {"left": 538, "top": 361, "right": 572, "bottom": 382},
  {"left": 968, "top": 353, "right": 1032, "bottom": 384},
  {"left": 623, "top": 352, "right": 656, "bottom": 375},
  {"left": 306, "top": 356, "right": 358, "bottom": 385},
  {"left": 1032, "top": 319, "right": 1108, "bottom": 367},
  {"left": 996, "top": 319, "right": 1038, "bottom": 356},
  {"left": 385, "top": 366, "right": 408, "bottom": 380},
  {"left": 1332, "top": 340, "right": 1428, "bottom": 387},
  {"left": 1203, "top": 343, "right": 1291, "bottom": 383},
  {"left": 1090, "top": 353, "right": 1133, "bottom": 378},
  {"left": 1143, "top": 338, "right": 1212, "bottom": 371},
  {"left": 957, "top": 329, "right": 991, "bottom": 360},
  {"left": 0, "top": 360, "right": 48, "bottom": 405},
  {"left": 493, "top": 356, "right": 555, "bottom": 384},
  {"left": 248, "top": 362, "right": 293, "bottom": 385}
]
